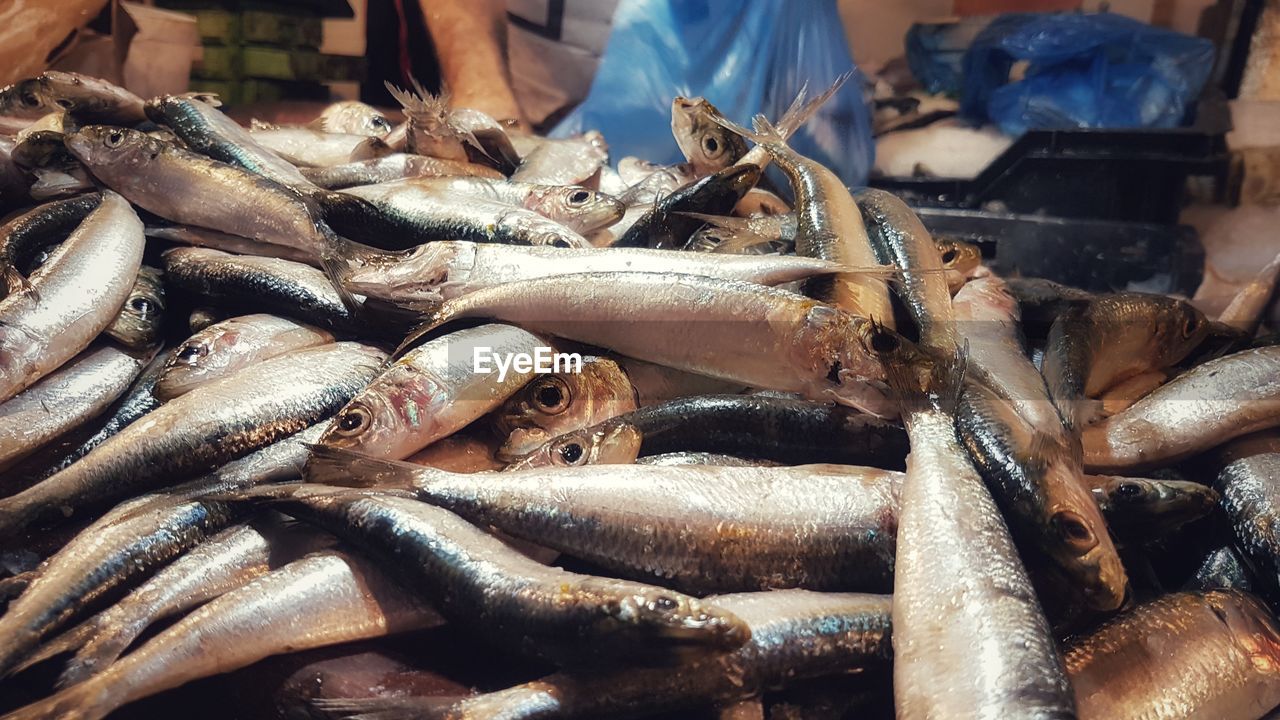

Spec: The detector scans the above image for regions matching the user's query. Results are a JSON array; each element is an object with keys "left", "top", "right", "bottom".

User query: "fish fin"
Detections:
[
  {"left": 313, "top": 695, "right": 459, "bottom": 720},
  {"left": 0, "top": 680, "right": 98, "bottom": 720},
  {"left": 9, "top": 622, "right": 91, "bottom": 678},
  {"left": 0, "top": 569, "right": 34, "bottom": 604},
  {"left": 884, "top": 338, "right": 967, "bottom": 417},
  {"left": 315, "top": 224, "right": 365, "bottom": 315},
  {"left": 348, "top": 137, "right": 391, "bottom": 162},
  {"left": 710, "top": 72, "right": 852, "bottom": 147},
  {"left": 249, "top": 118, "right": 278, "bottom": 131},
  {"left": 305, "top": 445, "right": 438, "bottom": 491},
  {"left": 2, "top": 264, "right": 38, "bottom": 301}
]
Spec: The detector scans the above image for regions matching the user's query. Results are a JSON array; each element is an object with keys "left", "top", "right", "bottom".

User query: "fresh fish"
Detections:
[
  {"left": 1064, "top": 590, "right": 1280, "bottom": 720},
  {"left": 328, "top": 239, "right": 842, "bottom": 312},
  {"left": 406, "top": 431, "right": 505, "bottom": 473},
  {"left": 315, "top": 590, "right": 891, "bottom": 720},
  {"left": 310, "top": 447, "right": 901, "bottom": 594},
  {"left": 504, "top": 422, "right": 645, "bottom": 470},
  {"left": 145, "top": 224, "right": 321, "bottom": 267},
  {"left": 103, "top": 266, "right": 165, "bottom": 350},
  {"left": 938, "top": 237, "right": 984, "bottom": 294},
  {"left": 247, "top": 487, "right": 750, "bottom": 665},
  {"left": 401, "top": 272, "right": 893, "bottom": 414},
  {"left": 618, "top": 161, "right": 698, "bottom": 205},
  {"left": 1184, "top": 544, "right": 1256, "bottom": 594},
  {"left": 637, "top": 452, "right": 777, "bottom": 467},
  {"left": 301, "top": 154, "right": 504, "bottom": 190},
  {"left": 389, "top": 177, "right": 624, "bottom": 233},
  {"left": 857, "top": 187, "right": 955, "bottom": 351},
  {"left": 0, "top": 136, "right": 27, "bottom": 210},
  {"left": 248, "top": 126, "right": 393, "bottom": 166},
  {"left": 32, "top": 516, "right": 333, "bottom": 685},
  {"left": 1083, "top": 346, "right": 1280, "bottom": 471},
  {"left": 0, "top": 342, "right": 386, "bottom": 538},
  {"left": 512, "top": 394, "right": 910, "bottom": 468},
  {"left": 0, "top": 343, "right": 154, "bottom": 472},
  {"left": 318, "top": 324, "right": 555, "bottom": 461},
  {"left": 684, "top": 211, "right": 797, "bottom": 254},
  {"left": 1088, "top": 475, "right": 1219, "bottom": 544},
  {"left": 1041, "top": 293, "right": 1210, "bottom": 430},
  {"left": 0, "top": 191, "right": 144, "bottom": 403},
  {"left": 511, "top": 131, "right": 608, "bottom": 186},
  {"left": 162, "top": 248, "right": 360, "bottom": 333},
  {"left": 615, "top": 357, "right": 747, "bottom": 406},
  {"left": 64, "top": 126, "right": 337, "bottom": 259},
  {"left": 1004, "top": 277, "right": 1095, "bottom": 341},
  {"left": 2, "top": 551, "right": 440, "bottom": 720},
  {"left": 491, "top": 356, "right": 637, "bottom": 459},
  {"left": 614, "top": 164, "right": 761, "bottom": 249},
  {"left": 144, "top": 93, "right": 314, "bottom": 189},
  {"left": 0, "top": 72, "right": 144, "bottom": 124},
  {"left": 1218, "top": 250, "right": 1280, "bottom": 336},
  {"left": 1215, "top": 431, "right": 1280, "bottom": 592},
  {"left": 337, "top": 180, "right": 592, "bottom": 249},
  {"left": 734, "top": 187, "right": 791, "bottom": 216},
  {"left": 311, "top": 100, "right": 393, "bottom": 137},
  {"left": 155, "top": 313, "right": 335, "bottom": 400},
  {"left": 0, "top": 193, "right": 102, "bottom": 297},
  {"left": 886, "top": 351, "right": 1076, "bottom": 718},
  {"left": 383, "top": 80, "right": 475, "bottom": 162},
  {"left": 0, "top": 495, "right": 241, "bottom": 677},
  {"left": 450, "top": 107, "right": 522, "bottom": 172}
]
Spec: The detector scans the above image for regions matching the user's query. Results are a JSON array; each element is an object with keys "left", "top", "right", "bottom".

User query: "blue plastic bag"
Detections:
[
  {"left": 960, "top": 13, "right": 1215, "bottom": 136},
  {"left": 552, "top": 0, "right": 874, "bottom": 187}
]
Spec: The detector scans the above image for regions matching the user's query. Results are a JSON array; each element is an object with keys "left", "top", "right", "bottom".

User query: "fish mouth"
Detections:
[{"left": 658, "top": 614, "right": 751, "bottom": 651}]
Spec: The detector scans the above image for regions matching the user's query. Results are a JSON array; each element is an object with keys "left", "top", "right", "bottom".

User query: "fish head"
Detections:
[
  {"left": 106, "top": 266, "right": 166, "bottom": 349},
  {"left": 734, "top": 189, "right": 789, "bottom": 217},
  {"left": 64, "top": 126, "right": 160, "bottom": 171},
  {"left": 601, "top": 588, "right": 751, "bottom": 655},
  {"left": 320, "top": 101, "right": 392, "bottom": 137},
  {"left": 503, "top": 423, "right": 643, "bottom": 470},
  {"left": 796, "top": 305, "right": 895, "bottom": 392},
  {"left": 1043, "top": 462, "right": 1129, "bottom": 612},
  {"left": 528, "top": 186, "right": 625, "bottom": 234},
  {"left": 0, "top": 77, "right": 54, "bottom": 118},
  {"left": 937, "top": 238, "right": 983, "bottom": 293},
  {"left": 155, "top": 321, "right": 248, "bottom": 399},
  {"left": 1151, "top": 300, "right": 1211, "bottom": 367},
  {"left": 671, "top": 96, "right": 746, "bottom": 175},
  {"left": 319, "top": 369, "right": 450, "bottom": 460},
  {"left": 493, "top": 358, "right": 638, "bottom": 459},
  {"left": 501, "top": 211, "right": 591, "bottom": 249},
  {"left": 1094, "top": 477, "right": 1218, "bottom": 536}
]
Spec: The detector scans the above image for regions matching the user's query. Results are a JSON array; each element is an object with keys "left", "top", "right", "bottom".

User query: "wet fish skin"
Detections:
[
  {"left": 145, "top": 224, "right": 321, "bottom": 267},
  {"left": 671, "top": 96, "right": 749, "bottom": 176},
  {"left": 301, "top": 154, "right": 503, "bottom": 189},
  {"left": 0, "top": 191, "right": 144, "bottom": 403},
  {"left": 155, "top": 313, "right": 335, "bottom": 400},
  {"left": 2, "top": 551, "right": 440, "bottom": 720},
  {"left": 0, "top": 193, "right": 103, "bottom": 297},
  {"left": 511, "top": 131, "right": 608, "bottom": 186},
  {"left": 504, "top": 422, "right": 644, "bottom": 470},
  {"left": 1184, "top": 544, "right": 1256, "bottom": 595},
  {"left": 0, "top": 72, "right": 144, "bottom": 124},
  {"left": 0, "top": 342, "right": 386, "bottom": 539},
  {"left": 614, "top": 164, "right": 762, "bottom": 249},
  {"left": 394, "top": 176, "right": 624, "bottom": 233},
  {"left": 103, "top": 266, "right": 166, "bottom": 350},
  {"left": 248, "top": 126, "right": 393, "bottom": 167},
  {"left": 1064, "top": 590, "right": 1280, "bottom": 720},
  {"left": 492, "top": 356, "right": 638, "bottom": 459},
  {"left": 1215, "top": 431, "right": 1280, "bottom": 593},
  {"left": 312, "top": 100, "right": 393, "bottom": 137},
  {"left": 1088, "top": 474, "right": 1219, "bottom": 543},
  {"left": 1083, "top": 346, "right": 1280, "bottom": 471},
  {"left": 254, "top": 487, "right": 750, "bottom": 666},
  {"left": 319, "top": 324, "right": 553, "bottom": 461}
]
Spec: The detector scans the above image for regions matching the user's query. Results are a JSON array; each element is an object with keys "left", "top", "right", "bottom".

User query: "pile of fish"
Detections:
[{"left": 0, "top": 69, "right": 1279, "bottom": 720}]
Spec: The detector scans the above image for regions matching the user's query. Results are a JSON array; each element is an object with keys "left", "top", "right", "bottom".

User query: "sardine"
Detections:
[
  {"left": 615, "top": 357, "right": 747, "bottom": 406},
  {"left": 145, "top": 224, "right": 321, "bottom": 267},
  {"left": 671, "top": 96, "right": 748, "bottom": 176},
  {"left": 401, "top": 272, "right": 892, "bottom": 413},
  {"left": 384, "top": 80, "right": 476, "bottom": 162},
  {"left": 301, "top": 154, "right": 503, "bottom": 190},
  {"left": 1088, "top": 474, "right": 1219, "bottom": 544},
  {"left": 1064, "top": 590, "right": 1280, "bottom": 720},
  {"left": 614, "top": 164, "right": 761, "bottom": 249},
  {"left": 504, "top": 422, "right": 646, "bottom": 469},
  {"left": 388, "top": 176, "right": 624, "bottom": 233},
  {"left": 491, "top": 356, "right": 637, "bottom": 459},
  {"left": 310, "top": 447, "right": 900, "bottom": 594},
  {"left": 248, "top": 126, "right": 393, "bottom": 166},
  {"left": 0, "top": 343, "right": 154, "bottom": 472},
  {"left": 155, "top": 313, "right": 335, "bottom": 400},
  {"left": 318, "top": 324, "right": 556, "bottom": 461},
  {"left": 311, "top": 100, "right": 393, "bottom": 137},
  {"left": 0, "top": 342, "right": 386, "bottom": 538},
  {"left": 617, "top": 160, "right": 697, "bottom": 205},
  {"left": 246, "top": 487, "right": 750, "bottom": 665},
  {"left": 1185, "top": 544, "right": 1256, "bottom": 595},
  {"left": 1, "top": 551, "right": 440, "bottom": 720},
  {"left": 329, "top": 240, "right": 843, "bottom": 312},
  {"left": 684, "top": 211, "right": 797, "bottom": 254},
  {"left": 0, "top": 193, "right": 102, "bottom": 297},
  {"left": 0, "top": 72, "right": 144, "bottom": 124},
  {"left": 938, "top": 237, "right": 984, "bottom": 294},
  {"left": 316, "top": 590, "right": 891, "bottom": 720},
  {"left": 637, "top": 452, "right": 777, "bottom": 467},
  {"left": 511, "top": 132, "right": 608, "bottom": 186},
  {"left": 1219, "top": 250, "right": 1280, "bottom": 336},
  {"left": 1083, "top": 346, "right": 1280, "bottom": 471},
  {"left": 1215, "top": 431, "right": 1280, "bottom": 592},
  {"left": 0, "top": 191, "right": 144, "bottom": 403},
  {"left": 103, "top": 266, "right": 165, "bottom": 350}
]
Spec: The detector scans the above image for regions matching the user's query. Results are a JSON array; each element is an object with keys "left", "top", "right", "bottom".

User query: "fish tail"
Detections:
[
  {"left": 305, "top": 445, "right": 440, "bottom": 491},
  {"left": 9, "top": 622, "right": 92, "bottom": 678},
  {"left": 773, "top": 72, "right": 852, "bottom": 140},
  {"left": 1, "top": 264, "right": 38, "bottom": 301},
  {"left": 312, "top": 695, "right": 459, "bottom": 720}
]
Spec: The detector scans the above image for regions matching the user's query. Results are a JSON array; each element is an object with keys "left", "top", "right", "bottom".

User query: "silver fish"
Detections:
[
  {"left": 511, "top": 132, "right": 608, "bottom": 186},
  {"left": 103, "top": 266, "right": 165, "bottom": 350},
  {"left": 248, "top": 126, "right": 393, "bottom": 166},
  {"left": 311, "top": 100, "right": 393, "bottom": 137},
  {"left": 301, "top": 153, "right": 503, "bottom": 189},
  {"left": 0, "top": 72, "right": 145, "bottom": 124},
  {"left": 387, "top": 176, "right": 624, "bottom": 233}
]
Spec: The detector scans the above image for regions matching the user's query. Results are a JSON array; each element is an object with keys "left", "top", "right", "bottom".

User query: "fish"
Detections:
[
  {"left": 311, "top": 100, "right": 393, "bottom": 137},
  {"left": 384, "top": 80, "right": 477, "bottom": 162},
  {"left": 399, "top": 272, "right": 893, "bottom": 414},
  {"left": 857, "top": 188, "right": 956, "bottom": 351},
  {"left": 0, "top": 72, "right": 145, "bottom": 124},
  {"left": 315, "top": 590, "right": 891, "bottom": 720},
  {"left": 615, "top": 357, "right": 747, "bottom": 406},
  {"left": 937, "top": 238, "right": 983, "bottom": 294},
  {"left": 683, "top": 211, "right": 797, "bottom": 254},
  {"left": 1, "top": 551, "right": 441, "bottom": 720},
  {"left": 0, "top": 494, "right": 242, "bottom": 677},
  {"left": 491, "top": 356, "right": 638, "bottom": 459},
  {"left": 0, "top": 342, "right": 386, "bottom": 538},
  {"left": 450, "top": 107, "right": 523, "bottom": 172},
  {"left": 301, "top": 153, "right": 504, "bottom": 189},
  {"left": 309, "top": 447, "right": 901, "bottom": 594},
  {"left": 144, "top": 224, "right": 322, "bottom": 267},
  {"left": 510, "top": 394, "right": 910, "bottom": 469},
  {"left": 0, "top": 193, "right": 103, "bottom": 297},
  {"left": 1218, "top": 249, "right": 1280, "bottom": 336},
  {"left": 503, "top": 421, "right": 644, "bottom": 470},
  {"left": 103, "top": 266, "right": 165, "bottom": 350},
  {"left": 510, "top": 131, "right": 608, "bottom": 186},
  {"left": 248, "top": 126, "right": 394, "bottom": 166},
  {"left": 0, "top": 136, "right": 28, "bottom": 210},
  {"left": 885, "top": 349, "right": 1076, "bottom": 718},
  {"left": 1064, "top": 590, "right": 1280, "bottom": 720},
  {"left": 0, "top": 343, "right": 155, "bottom": 472},
  {"left": 0, "top": 191, "right": 144, "bottom": 403},
  {"left": 671, "top": 97, "right": 750, "bottom": 176},
  {"left": 1004, "top": 277, "right": 1095, "bottom": 341},
  {"left": 389, "top": 176, "right": 624, "bottom": 233},
  {"left": 327, "top": 240, "right": 844, "bottom": 312},
  {"left": 64, "top": 126, "right": 338, "bottom": 260},
  {"left": 637, "top": 452, "right": 778, "bottom": 467},
  {"left": 1088, "top": 475, "right": 1219, "bottom": 544},
  {"left": 154, "top": 313, "right": 335, "bottom": 400},
  {"left": 1083, "top": 346, "right": 1280, "bottom": 471},
  {"left": 1041, "top": 293, "right": 1210, "bottom": 430},
  {"left": 317, "top": 324, "right": 556, "bottom": 461},
  {"left": 734, "top": 187, "right": 791, "bottom": 216},
  {"left": 240, "top": 486, "right": 750, "bottom": 666},
  {"left": 613, "top": 164, "right": 762, "bottom": 249},
  {"left": 1184, "top": 544, "right": 1256, "bottom": 595},
  {"left": 617, "top": 160, "right": 698, "bottom": 205},
  {"left": 406, "top": 430, "right": 506, "bottom": 473},
  {"left": 30, "top": 516, "right": 333, "bottom": 685},
  {"left": 1215, "top": 431, "right": 1280, "bottom": 593},
  {"left": 162, "top": 248, "right": 362, "bottom": 333}
]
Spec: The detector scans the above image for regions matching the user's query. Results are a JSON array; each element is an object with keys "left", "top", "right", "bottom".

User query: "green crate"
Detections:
[
  {"left": 192, "top": 9, "right": 240, "bottom": 44},
  {"left": 240, "top": 79, "right": 331, "bottom": 103},
  {"left": 241, "top": 10, "right": 323, "bottom": 48},
  {"left": 238, "top": 47, "right": 366, "bottom": 82},
  {"left": 193, "top": 45, "right": 242, "bottom": 80}
]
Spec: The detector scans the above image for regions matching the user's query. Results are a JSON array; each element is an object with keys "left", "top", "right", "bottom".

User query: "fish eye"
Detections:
[
  {"left": 567, "top": 189, "right": 591, "bottom": 206},
  {"left": 556, "top": 440, "right": 586, "bottom": 466},
  {"left": 333, "top": 404, "right": 371, "bottom": 437},
  {"left": 1181, "top": 312, "right": 1201, "bottom": 339},
  {"left": 531, "top": 377, "right": 571, "bottom": 414},
  {"left": 702, "top": 136, "right": 721, "bottom": 156},
  {"left": 1112, "top": 481, "right": 1146, "bottom": 500},
  {"left": 867, "top": 328, "right": 900, "bottom": 355},
  {"left": 104, "top": 130, "right": 125, "bottom": 148},
  {"left": 20, "top": 91, "right": 40, "bottom": 107},
  {"left": 129, "top": 296, "right": 156, "bottom": 316},
  {"left": 940, "top": 247, "right": 958, "bottom": 265},
  {"left": 549, "top": 237, "right": 573, "bottom": 249},
  {"left": 650, "top": 596, "right": 679, "bottom": 612},
  {"left": 54, "top": 98, "right": 73, "bottom": 109},
  {"left": 175, "top": 343, "right": 208, "bottom": 365},
  {"left": 1052, "top": 511, "right": 1099, "bottom": 553},
  {"left": 371, "top": 116, "right": 391, "bottom": 132}
]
